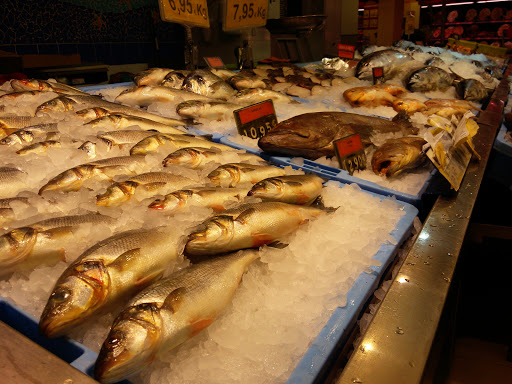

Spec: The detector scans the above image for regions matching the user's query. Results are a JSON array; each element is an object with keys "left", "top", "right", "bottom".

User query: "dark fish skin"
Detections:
[
  {"left": 371, "top": 137, "right": 427, "bottom": 177},
  {"left": 356, "top": 49, "right": 413, "bottom": 80},
  {"left": 258, "top": 111, "right": 416, "bottom": 160},
  {"left": 406, "top": 66, "right": 455, "bottom": 93},
  {"left": 455, "top": 78, "right": 488, "bottom": 102}
]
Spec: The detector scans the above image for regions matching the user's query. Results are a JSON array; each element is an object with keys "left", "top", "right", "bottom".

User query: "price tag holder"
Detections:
[
  {"left": 372, "top": 66, "right": 385, "bottom": 84},
  {"left": 234, "top": 99, "right": 277, "bottom": 139},
  {"left": 204, "top": 56, "right": 226, "bottom": 69},
  {"left": 333, "top": 133, "right": 367, "bottom": 176},
  {"left": 224, "top": 0, "right": 268, "bottom": 31},
  {"left": 337, "top": 43, "right": 356, "bottom": 59},
  {"left": 158, "top": 0, "right": 209, "bottom": 28}
]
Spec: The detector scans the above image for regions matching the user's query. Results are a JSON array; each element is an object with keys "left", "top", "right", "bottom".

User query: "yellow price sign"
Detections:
[
  {"left": 158, "top": 0, "right": 209, "bottom": 28},
  {"left": 224, "top": 0, "right": 268, "bottom": 31}
]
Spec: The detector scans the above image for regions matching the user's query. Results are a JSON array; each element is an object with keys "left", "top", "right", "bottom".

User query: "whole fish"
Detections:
[
  {"left": 163, "top": 147, "right": 264, "bottom": 169},
  {"left": 258, "top": 111, "right": 416, "bottom": 160},
  {"left": 36, "top": 95, "right": 189, "bottom": 126},
  {"left": 0, "top": 213, "right": 114, "bottom": 276},
  {"left": 181, "top": 69, "right": 236, "bottom": 100},
  {"left": 129, "top": 133, "right": 231, "bottom": 156},
  {"left": 96, "top": 130, "right": 157, "bottom": 149},
  {"left": 39, "top": 227, "right": 182, "bottom": 338},
  {"left": 10, "top": 79, "right": 89, "bottom": 96},
  {"left": 455, "top": 78, "right": 488, "bottom": 102},
  {"left": 94, "top": 249, "right": 260, "bottom": 383},
  {"left": 161, "top": 71, "right": 188, "bottom": 89},
  {"left": 148, "top": 187, "right": 250, "bottom": 213},
  {"left": 86, "top": 113, "right": 187, "bottom": 134},
  {"left": 16, "top": 140, "right": 61, "bottom": 155},
  {"left": 96, "top": 172, "right": 194, "bottom": 206},
  {"left": 343, "top": 84, "right": 408, "bottom": 107},
  {"left": 0, "top": 167, "right": 28, "bottom": 198},
  {"left": 0, "top": 123, "right": 58, "bottom": 146},
  {"left": 356, "top": 49, "right": 413, "bottom": 80},
  {"left": 392, "top": 98, "right": 427, "bottom": 114},
  {"left": 371, "top": 136, "right": 427, "bottom": 177},
  {"left": 115, "top": 85, "right": 216, "bottom": 107},
  {"left": 230, "top": 88, "right": 298, "bottom": 104},
  {"left": 38, "top": 155, "right": 148, "bottom": 194},
  {"left": 176, "top": 100, "right": 240, "bottom": 120},
  {"left": 228, "top": 75, "right": 267, "bottom": 90},
  {"left": 405, "top": 66, "right": 455, "bottom": 93},
  {"left": 75, "top": 107, "right": 111, "bottom": 122},
  {"left": 185, "top": 202, "right": 328, "bottom": 256},
  {"left": 207, "top": 163, "right": 286, "bottom": 187},
  {"left": 134, "top": 67, "right": 173, "bottom": 86},
  {"left": 247, "top": 174, "right": 324, "bottom": 205}
]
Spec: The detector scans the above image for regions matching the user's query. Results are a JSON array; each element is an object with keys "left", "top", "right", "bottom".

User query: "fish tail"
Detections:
[
  {"left": 310, "top": 196, "right": 337, "bottom": 213},
  {"left": 391, "top": 110, "right": 416, "bottom": 134}
]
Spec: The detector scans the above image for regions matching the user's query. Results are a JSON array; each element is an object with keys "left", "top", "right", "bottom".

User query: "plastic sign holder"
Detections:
[{"left": 158, "top": 0, "right": 209, "bottom": 28}]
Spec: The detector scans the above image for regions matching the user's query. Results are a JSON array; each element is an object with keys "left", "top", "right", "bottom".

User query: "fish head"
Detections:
[
  {"left": 162, "top": 71, "right": 186, "bottom": 88},
  {"left": 371, "top": 138, "right": 425, "bottom": 177},
  {"left": 185, "top": 215, "right": 235, "bottom": 255},
  {"left": 39, "top": 260, "right": 109, "bottom": 338},
  {"left": 355, "top": 60, "right": 373, "bottom": 80},
  {"left": 76, "top": 107, "right": 110, "bottom": 121},
  {"left": 175, "top": 100, "right": 203, "bottom": 118},
  {"left": 96, "top": 182, "right": 136, "bottom": 206},
  {"left": 95, "top": 303, "right": 162, "bottom": 383},
  {"left": 182, "top": 74, "right": 208, "bottom": 94},
  {"left": 39, "top": 166, "right": 94, "bottom": 194},
  {"left": 163, "top": 147, "right": 204, "bottom": 168},
  {"left": 0, "top": 227, "right": 38, "bottom": 268},
  {"left": 78, "top": 141, "right": 98, "bottom": 158},
  {"left": 207, "top": 165, "right": 239, "bottom": 187},
  {"left": 36, "top": 96, "right": 75, "bottom": 115},
  {"left": 248, "top": 178, "right": 283, "bottom": 200},
  {"left": 148, "top": 190, "right": 192, "bottom": 211},
  {"left": 10, "top": 79, "right": 42, "bottom": 92},
  {"left": 0, "top": 133, "right": 22, "bottom": 146}
]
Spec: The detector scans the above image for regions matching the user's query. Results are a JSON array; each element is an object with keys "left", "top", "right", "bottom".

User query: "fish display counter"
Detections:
[{"left": 0, "top": 42, "right": 508, "bottom": 384}]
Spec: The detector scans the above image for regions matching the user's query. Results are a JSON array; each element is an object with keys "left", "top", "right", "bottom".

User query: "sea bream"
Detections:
[
  {"left": 148, "top": 187, "right": 250, "bottom": 213},
  {"left": 96, "top": 172, "right": 194, "bottom": 206},
  {"left": 0, "top": 212, "right": 114, "bottom": 277},
  {"left": 39, "top": 227, "right": 182, "bottom": 338},
  {"left": 94, "top": 249, "right": 260, "bottom": 384},
  {"left": 258, "top": 111, "right": 416, "bottom": 160},
  {"left": 247, "top": 174, "right": 324, "bottom": 205},
  {"left": 38, "top": 155, "right": 149, "bottom": 194},
  {"left": 185, "top": 202, "right": 328, "bottom": 256},
  {"left": 356, "top": 49, "right": 413, "bottom": 80},
  {"left": 207, "top": 163, "right": 286, "bottom": 187},
  {"left": 371, "top": 136, "right": 427, "bottom": 177},
  {"left": 10, "top": 79, "right": 89, "bottom": 96}
]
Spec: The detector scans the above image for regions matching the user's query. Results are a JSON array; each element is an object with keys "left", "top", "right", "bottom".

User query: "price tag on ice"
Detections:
[
  {"left": 234, "top": 99, "right": 277, "bottom": 140},
  {"left": 224, "top": 0, "right": 268, "bottom": 31},
  {"left": 333, "top": 133, "right": 367, "bottom": 176},
  {"left": 204, "top": 56, "right": 226, "bottom": 69},
  {"left": 158, "top": 0, "right": 209, "bottom": 28},
  {"left": 372, "top": 66, "right": 385, "bottom": 84}
]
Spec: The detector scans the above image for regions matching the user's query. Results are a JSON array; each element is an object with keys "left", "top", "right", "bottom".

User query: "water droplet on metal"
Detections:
[
  {"left": 449, "top": 224, "right": 456, "bottom": 228},
  {"left": 448, "top": 252, "right": 452, "bottom": 256},
  {"left": 352, "top": 378, "right": 363, "bottom": 383},
  {"left": 406, "top": 262, "right": 415, "bottom": 266},
  {"left": 424, "top": 261, "right": 430, "bottom": 265},
  {"left": 396, "top": 327, "right": 404, "bottom": 335}
]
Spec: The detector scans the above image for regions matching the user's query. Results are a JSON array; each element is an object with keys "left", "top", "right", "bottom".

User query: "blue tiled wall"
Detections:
[{"left": 0, "top": 0, "right": 185, "bottom": 67}]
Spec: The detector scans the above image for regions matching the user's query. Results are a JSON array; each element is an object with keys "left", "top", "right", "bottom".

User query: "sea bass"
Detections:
[
  {"left": 86, "top": 113, "right": 187, "bottom": 133},
  {"left": 0, "top": 123, "right": 58, "bottom": 146},
  {"left": 371, "top": 136, "right": 427, "bottom": 177},
  {"left": 176, "top": 100, "right": 240, "bottom": 120},
  {"left": 185, "top": 202, "right": 328, "bottom": 256},
  {"left": 10, "top": 79, "right": 89, "bottom": 96},
  {"left": 96, "top": 172, "right": 194, "bottom": 206},
  {"left": 38, "top": 155, "right": 149, "bottom": 194},
  {"left": 39, "top": 227, "right": 182, "bottom": 338},
  {"left": 115, "top": 86, "right": 216, "bottom": 107},
  {"left": 0, "top": 167, "right": 28, "bottom": 198},
  {"left": 207, "top": 163, "right": 286, "bottom": 187},
  {"left": 181, "top": 69, "right": 236, "bottom": 100},
  {"left": 163, "top": 147, "right": 264, "bottom": 169},
  {"left": 356, "top": 49, "right": 413, "bottom": 80},
  {"left": 247, "top": 174, "right": 324, "bottom": 205},
  {"left": 94, "top": 249, "right": 260, "bottom": 384},
  {"left": 148, "top": 187, "right": 250, "bottom": 213},
  {"left": 258, "top": 111, "right": 416, "bottom": 160},
  {"left": 0, "top": 213, "right": 114, "bottom": 276},
  {"left": 129, "top": 133, "right": 231, "bottom": 156},
  {"left": 0, "top": 196, "right": 30, "bottom": 228},
  {"left": 230, "top": 88, "right": 298, "bottom": 104},
  {"left": 16, "top": 140, "right": 61, "bottom": 155},
  {"left": 134, "top": 67, "right": 173, "bottom": 86},
  {"left": 161, "top": 70, "right": 189, "bottom": 89},
  {"left": 96, "top": 130, "right": 157, "bottom": 149}
]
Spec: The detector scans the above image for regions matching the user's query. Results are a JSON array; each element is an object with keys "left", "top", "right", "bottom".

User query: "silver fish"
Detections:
[
  {"left": 148, "top": 187, "right": 250, "bottom": 213},
  {"left": 39, "top": 227, "right": 182, "bottom": 338},
  {"left": 207, "top": 163, "right": 286, "bottom": 187},
  {"left": 38, "top": 155, "right": 149, "bottom": 194},
  {"left": 16, "top": 140, "right": 61, "bottom": 155},
  {"left": 96, "top": 130, "right": 157, "bottom": 149},
  {"left": 0, "top": 213, "right": 114, "bottom": 276},
  {"left": 10, "top": 79, "right": 89, "bottom": 96},
  {"left": 176, "top": 100, "right": 240, "bottom": 120},
  {"left": 356, "top": 49, "right": 413, "bottom": 80},
  {"left": 0, "top": 167, "right": 28, "bottom": 198},
  {"left": 161, "top": 71, "right": 188, "bottom": 89},
  {"left": 231, "top": 88, "right": 298, "bottom": 104},
  {"left": 134, "top": 67, "right": 174, "bottom": 86},
  {"left": 129, "top": 133, "right": 231, "bottom": 156},
  {"left": 94, "top": 249, "right": 260, "bottom": 383},
  {"left": 247, "top": 174, "right": 324, "bottom": 205},
  {"left": 185, "top": 202, "right": 327, "bottom": 255},
  {"left": 96, "top": 172, "right": 194, "bottom": 206},
  {"left": 115, "top": 85, "right": 216, "bottom": 107},
  {"left": 163, "top": 147, "right": 264, "bottom": 169},
  {"left": 86, "top": 113, "right": 187, "bottom": 134},
  {"left": 75, "top": 107, "right": 111, "bottom": 122},
  {"left": 0, "top": 123, "right": 58, "bottom": 146}
]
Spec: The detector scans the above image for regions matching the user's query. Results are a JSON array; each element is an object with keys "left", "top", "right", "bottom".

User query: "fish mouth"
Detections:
[{"left": 148, "top": 199, "right": 167, "bottom": 210}]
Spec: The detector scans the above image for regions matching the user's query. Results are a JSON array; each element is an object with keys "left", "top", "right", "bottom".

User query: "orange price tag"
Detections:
[
  {"left": 234, "top": 99, "right": 277, "bottom": 139},
  {"left": 333, "top": 133, "right": 367, "bottom": 175}
]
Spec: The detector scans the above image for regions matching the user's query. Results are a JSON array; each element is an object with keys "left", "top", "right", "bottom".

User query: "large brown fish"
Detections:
[{"left": 258, "top": 111, "right": 416, "bottom": 160}]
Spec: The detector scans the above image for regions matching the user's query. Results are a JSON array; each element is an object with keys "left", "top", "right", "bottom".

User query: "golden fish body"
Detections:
[
  {"left": 86, "top": 113, "right": 187, "bottom": 133},
  {"left": 163, "top": 147, "right": 264, "bottom": 169},
  {"left": 129, "top": 134, "right": 231, "bottom": 156},
  {"left": 207, "top": 163, "right": 286, "bottom": 187},
  {"left": 248, "top": 174, "right": 324, "bottom": 205}
]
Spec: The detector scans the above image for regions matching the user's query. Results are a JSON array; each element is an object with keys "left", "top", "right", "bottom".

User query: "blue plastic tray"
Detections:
[{"left": 0, "top": 182, "right": 418, "bottom": 384}]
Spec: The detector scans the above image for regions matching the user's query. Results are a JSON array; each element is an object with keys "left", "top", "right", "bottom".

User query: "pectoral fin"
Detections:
[{"left": 162, "top": 287, "right": 187, "bottom": 313}]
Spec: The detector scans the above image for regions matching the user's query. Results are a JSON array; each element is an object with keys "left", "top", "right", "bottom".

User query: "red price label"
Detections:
[
  {"left": 204, "top": 56, "right": 225, "bottom": 69},
  {"left": 338, "top": 50, "right": 355, "bottom": 59},
  {"left": 334, "top": 133, "right": 363, "bottom": 158},
  {"left": 234, "top": 99, "right": 278, "bottom": 139},
  {"left": 333, "top": 133, "right": 366, "bottom": 175},
  {"left": 337, "top": 44, "right": 356, "bottom": 52},
  {"left": 237, "top": 100, "right": 275, "bottom": 124}
]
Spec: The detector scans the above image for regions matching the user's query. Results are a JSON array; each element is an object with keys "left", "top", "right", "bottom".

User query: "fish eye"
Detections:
[{"left": 51, "top": 287, "right": 72, "bottom": 303}]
